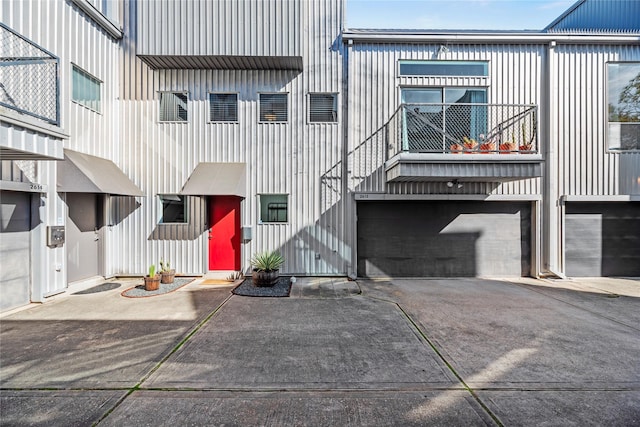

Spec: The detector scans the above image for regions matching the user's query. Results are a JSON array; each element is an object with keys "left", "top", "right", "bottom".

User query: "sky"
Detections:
[{"left": 345, "top": 0, "right": 577, "bottom": 31}]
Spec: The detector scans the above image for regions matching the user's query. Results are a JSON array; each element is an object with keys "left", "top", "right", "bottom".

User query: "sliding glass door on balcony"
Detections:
[{"left": 401, "top": 88, "right": 487, "bottom": 152}]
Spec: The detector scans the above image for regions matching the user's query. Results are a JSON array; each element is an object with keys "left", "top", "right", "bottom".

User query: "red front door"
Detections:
[{"left": 208, "top": 196, "right": 241, "bottom": 270}]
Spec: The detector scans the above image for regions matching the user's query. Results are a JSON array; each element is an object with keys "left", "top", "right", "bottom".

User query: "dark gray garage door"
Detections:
[
  {"left": 0, "top": 191, "right": 31, "bottom": 311},
  {"left": 357, "top": 201, "right": 531, "bottom": 277},
  {"left": 565, "top": 202, "right": 640, "bottom": 277}
]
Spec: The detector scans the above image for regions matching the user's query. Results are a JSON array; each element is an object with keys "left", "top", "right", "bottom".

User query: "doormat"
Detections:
[
  {"left": 232, "top": 277, "right": 291, "bottom": 297},
  {"left": 121, "top": 278, "right": 195, "bottom": 298},
  {"left": 73, "top": 282, "right": 122, "bottom": 295},
  {"left": 201, "top": 279, "right": 235, "bottom": 285}
]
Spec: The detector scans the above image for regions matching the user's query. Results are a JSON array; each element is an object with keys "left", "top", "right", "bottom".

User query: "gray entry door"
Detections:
[
  {"left": 565, "top": 202, "right": 640, "bottom": 277},
  {"left": 0, "top": 191, "right": 31, "bottom": 311},
  {"left": 66, "top": 193, "right": 103, "bottom": 283},
  {"left": 357, "top": 201, "right": 531, "bottom": 277}
]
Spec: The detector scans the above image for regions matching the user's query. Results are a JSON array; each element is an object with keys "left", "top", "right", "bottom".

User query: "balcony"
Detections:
[
  {"left": 0, "top": 23, "right": 64, "bottom": 160},
  {"left": 385, "top": 103, "right": 543, "bottom": 182}
]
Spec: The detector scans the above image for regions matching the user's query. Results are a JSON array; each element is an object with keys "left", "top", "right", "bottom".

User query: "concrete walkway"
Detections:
[{"left": 1, "top": 276, "right": 638, "bottom": 426}]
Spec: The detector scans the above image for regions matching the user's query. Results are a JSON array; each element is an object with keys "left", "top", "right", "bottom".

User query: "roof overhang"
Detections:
[
  {"left": 180, "top": 162, "right": 246, "bottom": 198},
  {"left": 138, "top": 55, "right": 303, "bottom": 71},
  {"left": 57, "top": 149, "right": 143, "bottom": 196},
  {"left": 342, "top": 29, "right": 640, "bottom": 45},
  {"left": 385, "top": 153, "right": 543, "bottom": 183},
  {"left": 0, "top": 146, "right": 62, "bottom": 161}
]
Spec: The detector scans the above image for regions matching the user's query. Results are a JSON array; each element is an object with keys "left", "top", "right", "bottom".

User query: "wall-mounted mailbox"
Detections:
[
  {"left": 241, "top": 226, "right": 253, "bottom": 242},
  {"left": 47, "top": 226, "right": 65, "bottom": 247}
]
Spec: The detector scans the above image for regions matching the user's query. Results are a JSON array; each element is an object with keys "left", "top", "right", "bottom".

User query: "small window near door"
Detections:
[
  {"left": 259, "top": 194, "right": 288, "bottom": 223},
  {"left": 209, "top": 93, "right": 238, "bottom": 122},
  {"left": 159, "top": 92, "right": 188, "bottom": 122},
  {"left": 309, "top": 93, "right": 338, "bottom": 123},
  {"left": 259, "top": 93, "right": 288, "bottom": 122},
  {"left": 159, "top": 194, "right": 187, "bottom": 223}
]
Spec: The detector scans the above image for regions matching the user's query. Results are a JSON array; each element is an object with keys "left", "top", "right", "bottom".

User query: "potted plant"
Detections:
[
  {"left": 500, "top": 131, "right": 517, "bottom": 153},
  {"left": 479, "top": 141, "right": 496, "bottom": 153},
  {"left": 519, "top": 142, "right": 533, "bottom": 152},
  {"left": 462, "top": 136, "right": 478, "bottom": 153},
  {"left": 159, "top": 259, "right": 175, "bottom": 284},
  {"left": 518, "top": 123, "right": 532, "bottom": 152},
  {"left": 450, "top": 143, "right": 464, "bottom": 154},
  {"left": 251, "top": 250, "right": 284, "bottom": 287},
  {"left": 144, "top": 264, "right": 161, "bottom": 291}
]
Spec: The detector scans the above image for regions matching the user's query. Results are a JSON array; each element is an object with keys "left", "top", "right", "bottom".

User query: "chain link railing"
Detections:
[
  {"left": 388, "top": 103, "right": 538, "bottom": 157},
  {"left": 0, "top": 23, "right": 59, "bottom": 125}
]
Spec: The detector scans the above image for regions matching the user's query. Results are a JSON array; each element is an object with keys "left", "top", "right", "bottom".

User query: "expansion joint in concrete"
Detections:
[
  {"left": 395, "top": 303, "right": 505, "bottom": 427},
  {"left": 93, "top": 294, "right": 234, "bottom": 426}
]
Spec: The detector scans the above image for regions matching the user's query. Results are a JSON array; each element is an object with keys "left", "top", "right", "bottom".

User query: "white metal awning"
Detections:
[
  {"left": 138, "top": 55, "right": 303, "bottom": 71},
  {"left": 180, "top": 162, "right": 246, "bottom": 198},
  {"left": 57, "top": 149, "right": 143, "bottom": 196}
]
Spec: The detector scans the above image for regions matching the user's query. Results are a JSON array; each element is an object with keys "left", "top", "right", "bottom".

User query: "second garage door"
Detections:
[
  {"left": 565, "top": 202, "right": 640, "bottom": 277},
  {"left": 0, "top": 191, "right": 32, "bottom": 311},
  {"left": 357, "top": 201, "right": 531, "bottom": 277}
]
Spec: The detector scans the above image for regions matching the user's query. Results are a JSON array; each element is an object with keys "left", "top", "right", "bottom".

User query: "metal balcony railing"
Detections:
[
  {"left": 387, "top": 103, "right": 538, "bottom": 157},
  {"left": 0, "top": 23, "right": 60, "bottom": 125}
]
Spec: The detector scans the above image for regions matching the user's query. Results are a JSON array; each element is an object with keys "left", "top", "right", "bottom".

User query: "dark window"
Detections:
[
  {"left": 259, "top": 93, "right": 288, "bottom": 122},
  {"left": 159, "top": 194, "right": 187, "bottom": 223},
  {"left": 309, "top": 93, "right": 338, "bottom": 123},
  {"left": 260, "top": 194, "right": 288, "bottom": 223},
  {"left": 399, "top": 60, "right": 488, "bottom": 77},
  {"left": 210, "top": 93, "right": 238, "bottom": 122},
  {"left": 159, "top": 92, "right": 188, "bottom": 122}
]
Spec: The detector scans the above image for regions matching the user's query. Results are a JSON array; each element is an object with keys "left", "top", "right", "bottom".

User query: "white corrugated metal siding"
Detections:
[
  {"left": 136, "top": 0, "right": 302, "bottom": 57},
  {"left": 551, "top": 43, "right": 640, "bottom": 198},
  {"left": 1, "top": 0, "right": 123, "bottom": 295},
  {"left": 115, "top": 0, "right": 346, "bottom": 275},
  {"left": 346, "top": 42, "right": 545, "bottom": 196}
]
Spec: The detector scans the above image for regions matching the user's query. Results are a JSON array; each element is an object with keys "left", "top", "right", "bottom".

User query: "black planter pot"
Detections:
[{"left": 252, "top": 269, "right": 279, "bottom": 287}]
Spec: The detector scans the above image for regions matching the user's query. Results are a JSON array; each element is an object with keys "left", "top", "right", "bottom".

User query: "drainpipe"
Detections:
[
  {"left": 342, "top": 38, "right": 355, "bottom": 278},
  {"left": 542, "top": 40, "right": 565, "bottom": 280}
]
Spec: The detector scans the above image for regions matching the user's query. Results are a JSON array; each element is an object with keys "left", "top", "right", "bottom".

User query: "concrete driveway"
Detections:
[{"left": 1, "top": 276, "right": 638, "bottom": 426}]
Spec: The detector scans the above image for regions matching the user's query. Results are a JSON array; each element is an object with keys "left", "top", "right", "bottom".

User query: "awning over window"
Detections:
[
  {"left": 57, "top": 149, "right": 143, "bottom": 196},
  {"left": 180, "top": 163, "right": 246, "bottom": 198}
]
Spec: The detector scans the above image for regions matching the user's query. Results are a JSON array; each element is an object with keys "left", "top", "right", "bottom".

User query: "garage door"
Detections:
[
  {"left": 357, "top": 201, "right": 531, "bottom": 277},
  {"left": 565, "top": 202, "right": 640, "bottom": 277},
  {"left": 0, "top": 191, "right": 31, "bottom": 311}
]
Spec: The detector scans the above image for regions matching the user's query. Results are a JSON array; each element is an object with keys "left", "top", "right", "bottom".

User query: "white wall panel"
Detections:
[
  {"left": 552, "top": 43, "right": 640, "bottom": 197},
  {"left": 346, "top": 42, "right": 545, "bottom": 197},
  {"left": 1, "top": 0, "right": 124, "bottom": 297},
  {"left": 116, "top": 0, "right": 346, "bottom": 275},
  {"left": 136, "top": 0, "right": 302, "bottom": 57}
]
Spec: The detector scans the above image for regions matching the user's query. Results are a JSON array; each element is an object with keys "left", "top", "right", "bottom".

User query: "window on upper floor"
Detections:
[
  {"left": 259, "top": 194, "right": 288, "bottom": 223},
  {"left": 72, "top": 65, "right": 101, "bottom": 113},
  {"left": 309, "top": 93, "right": 338, "bottom": 123},
  {"left": 399, "top": 60, "right": 489, "bottom": 77},
  {"left": 401, "top": 87, "right": 487, "bottom": 151},
  {"left": 259, "top": 93, "right": 288, "bottom": 122},
  {"left": 158, "top": 194, "right": 187, "bottom": 224},
  {"left": 209, "top": 93, "right": 238, "bottom": 122},
  {"left": 608, "top": 62, "right": 640, "bottom": 151},
  {"left": 159, "top": 92, "right": 188, "bottom": 122}
]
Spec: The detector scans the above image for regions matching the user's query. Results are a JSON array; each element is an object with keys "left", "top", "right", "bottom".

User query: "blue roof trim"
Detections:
[
  {"left": 544, "top": 0, "right": 587, "bottom": 31},
  {"left": 545, "top": 0, "right": 640, "bottom": 33}
]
